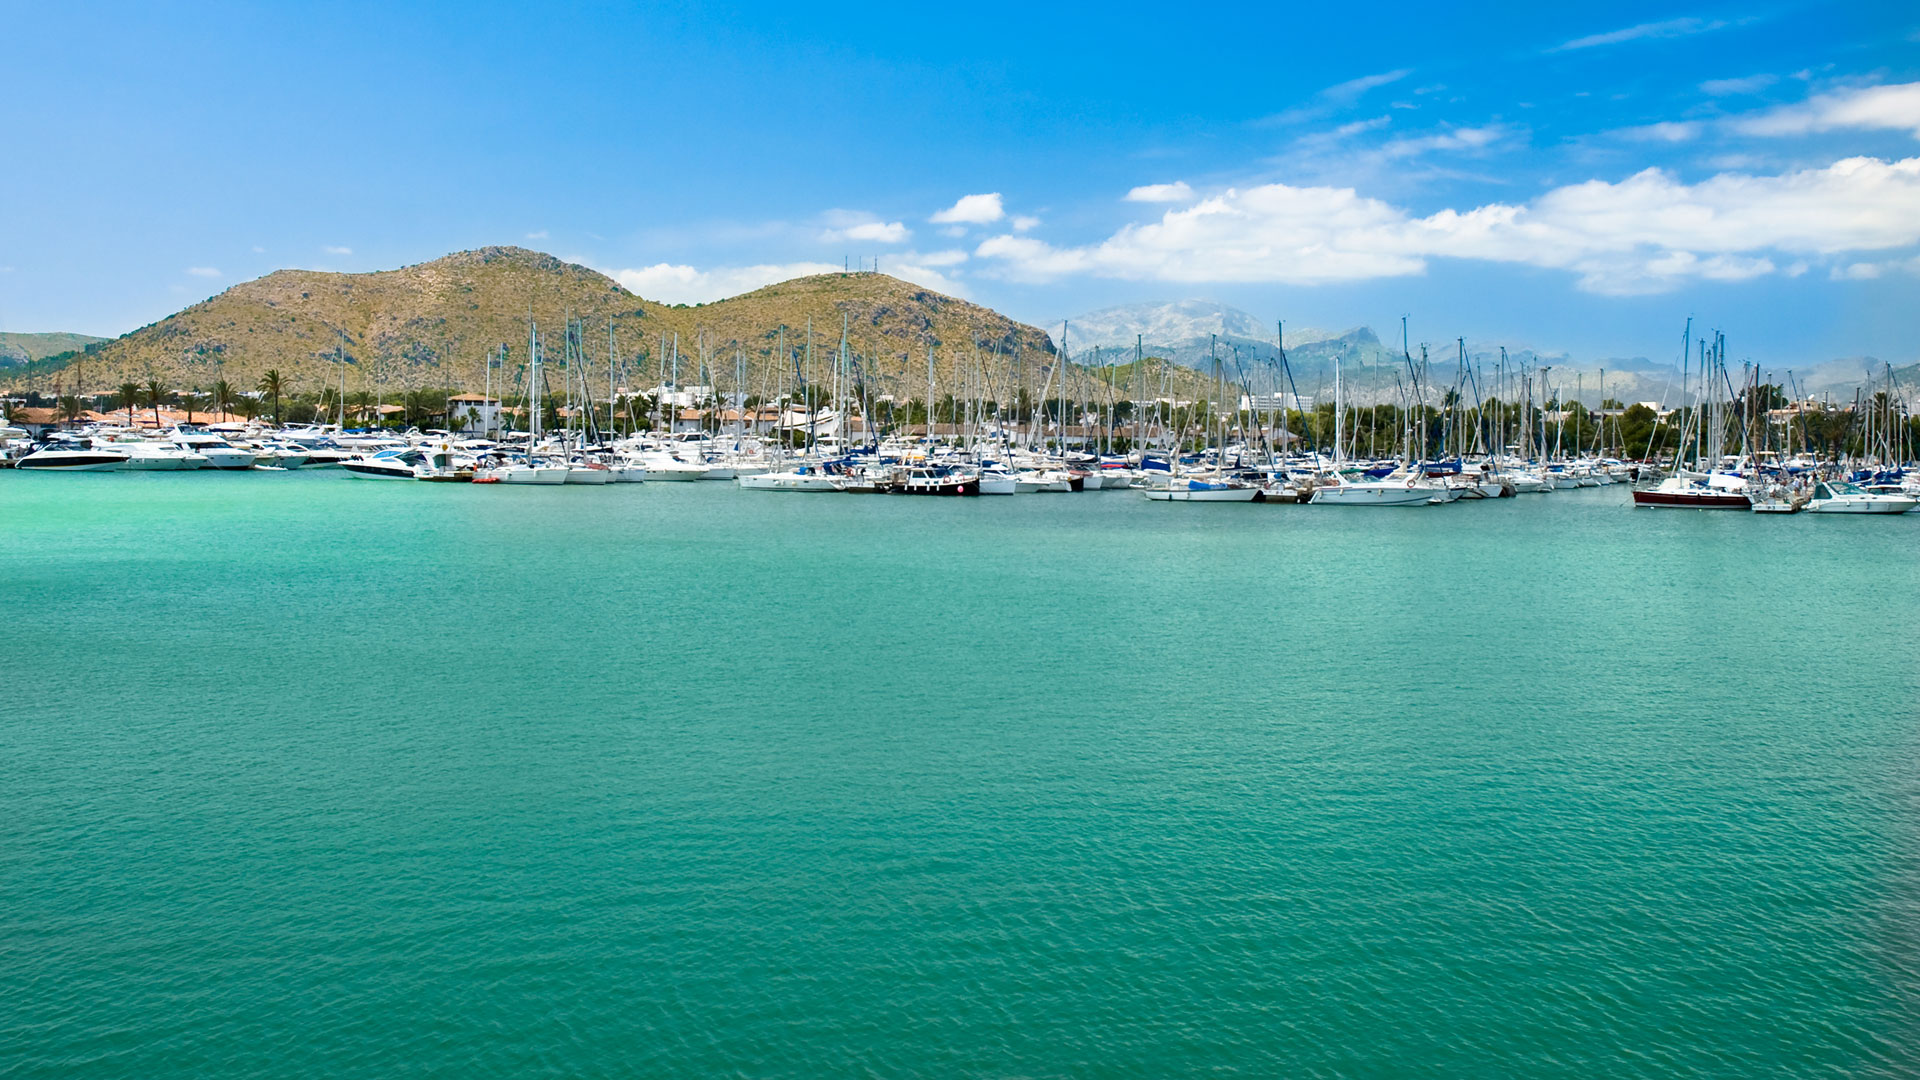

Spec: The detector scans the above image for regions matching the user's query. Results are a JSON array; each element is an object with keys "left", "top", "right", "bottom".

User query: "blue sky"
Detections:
[{"left": 3, "top": 0, "right": 1917, "bottom": 366}]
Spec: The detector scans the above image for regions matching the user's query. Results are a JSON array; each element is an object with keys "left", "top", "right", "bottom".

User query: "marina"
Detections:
[{"left": 8, "top": 2, "right": 1919, "bottom": 1074}]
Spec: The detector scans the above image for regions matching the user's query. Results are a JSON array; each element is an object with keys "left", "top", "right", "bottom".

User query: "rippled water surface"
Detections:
[{"left": 4, "top": 472, "right": 1918, "bottom": 1077}]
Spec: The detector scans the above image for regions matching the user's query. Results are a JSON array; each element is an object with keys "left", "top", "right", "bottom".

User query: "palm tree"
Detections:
[
  {"left": 142, "top": 377, "right": 168, "bottom": 428},
  {"left": 211, "top": 379, "right": 237, "bottom": 421},
  {"left": 118, "top": 381, "right": 140, "bottom": 425},
  {"left": 318, "top": 386, "right": 341, "bottom": 424},
  {"left": 257, "top": 369, "right": 285, "bottom": 424},
  {"left": 57, "top": 394, "right": 84, "bottom": 426}
]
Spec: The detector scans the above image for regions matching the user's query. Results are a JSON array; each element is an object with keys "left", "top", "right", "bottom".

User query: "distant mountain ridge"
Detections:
[
  {"left": 0, "top": 331, "right": 107, "bottom": 366},
  {"left": 1059, "top": 299, "right": 1910, "bottom": 404},
  {"left": 5, "top": 248, "right": 1060, "bottom": 399}
]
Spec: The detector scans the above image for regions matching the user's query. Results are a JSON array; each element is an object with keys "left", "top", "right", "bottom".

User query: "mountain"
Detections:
[
  {"left": 0, "top": 331, "right": 107, "bottom": 367},
  {"left": 7, "top": 248, "right": 1058, "bottom": 399},
  {"left": 1059, "top": 299, "right": 1345, "bottom": 368}
]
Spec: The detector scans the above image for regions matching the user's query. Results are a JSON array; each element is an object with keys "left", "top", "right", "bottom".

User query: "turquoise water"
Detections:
[{"left": 3, "top": 472, "right": 1917, "bottom": 1077}]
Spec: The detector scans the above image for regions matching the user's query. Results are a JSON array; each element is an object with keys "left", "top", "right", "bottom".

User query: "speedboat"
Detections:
[
  {"left": 342, "top": 448, "right": 425, "bottom": 479},
  {"left": 1805, "top": 479, "right": 1916, "bottom": 514},
  {"left": 17, "top": 436, "right": 129, "bottom": 471}
]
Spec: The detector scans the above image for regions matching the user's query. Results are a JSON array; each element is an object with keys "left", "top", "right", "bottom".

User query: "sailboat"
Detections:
[
  {"left": 1307, "top": 355, "right": 1434, "bottom": 506},
  {"left": 493, "top": 320, "right": 571, "bottom": 484}
]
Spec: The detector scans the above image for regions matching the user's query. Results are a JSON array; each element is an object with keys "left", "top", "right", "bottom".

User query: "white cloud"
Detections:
[
  {"left": 873, "top": 259, "right": 968, "bottom": 297},
  {"left": 526, "top": 229, "right": 549, "bottom": 240},
  {"left": 1380, "top": 123, "right": 1517, "bottom": 158},
  {"left": 973, "top": 156, "right": 1920, "bottom": 295},
  {"left": 1125, "top": 181, "right": 1195, "bottom": 203},
  {"left": 914, "top": 249, "right": 969, "bottom": 267},
  {"left": 1734, "top": 82, "right": 1920, "bottom": 139},
  {"left": 838, "top": 221, "right": 911, "bottom": 243},
  {"left": 817, "top": 210, "right": 912, "bottom": 244},
  {"left": 1321, "top": 69, "right": 1412, "bottom": 102},
  {"left": 250, "top": 245, "right": 266, "bottom": 253},
  {"left": 1333, "top": 116, "right": 1392, "bottom": 137},
  {"left": 1829, "top": 255, "right": 1920, "bottom": 280},
  {"left": 1701, "top": 74, "right": 1777, "bottom": 96},
  {"left": 1256, "top": 69, "right": 1411, "bottom": 127},
  {"left": 1618, "top": 121, "right": 1702, "bottom": 143},
  {"left": 186, "top": 266, "right": 221, "bottom": 278},
  {"left": 1011, "top": 215, "right": 1041, "bottom": 232},
  {"left": 323, "top": 245, "right": 352, "bottom": 255},
  {"left": 930, "top": 193, "right": 1005, "bottom": 224},
  {"left": 1552, "top": 17, "right": 1727, "bottom": 52},
  {"left": 612, "top": 261, "right": 842, "bottom": 304}
]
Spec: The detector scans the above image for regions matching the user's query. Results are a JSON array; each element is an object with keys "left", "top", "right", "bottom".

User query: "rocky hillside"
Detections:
[{"left": 13, "top": 247, "right": 1060, "bottom": 400}]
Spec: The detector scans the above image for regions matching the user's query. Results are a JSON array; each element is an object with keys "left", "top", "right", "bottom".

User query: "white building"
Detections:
[
  {"left": 447, "top": 394, "right": 503, "bottom": 434},
  {"left": 1239, "top": 392, "right": 1313, "bottom": 412}
]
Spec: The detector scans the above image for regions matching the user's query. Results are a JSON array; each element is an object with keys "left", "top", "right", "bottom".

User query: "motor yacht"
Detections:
[
  {"left": 116, "top": 438, "right": 208, "bottom": 470},
  {"left": 1805, "top": 479, "right": 1916, "bottom": 514},
  {"left": 170, "top": 429, "right": 257, "bottom": 470},
  {"left": 17, "top": 436, "right": 130, "bottom": 471},
  {"left": 342, "top": 448, "right": 425, "bottom": 479}
]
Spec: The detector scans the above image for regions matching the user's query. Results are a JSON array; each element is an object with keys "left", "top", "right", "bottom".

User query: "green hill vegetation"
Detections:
[{"left": 0, "top": 331, "right": 108, "bottom": 366}]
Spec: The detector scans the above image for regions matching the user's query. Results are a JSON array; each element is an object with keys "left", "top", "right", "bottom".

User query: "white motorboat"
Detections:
[
  {"left": 737, "top": 468, "right": 842, "bottom": 492},
  {"left": 977, "top": 468, "right": 1018, "bottom": 495},
  {"left": 170, "top": 429, "right": 257, "bottom": 470},
  {"left": 253, "top": 440, "right": 312, "bottom": 469},
  {"left": 1014, "top": 469, "right": 1075, "bottom": 493},
  {"left": 1508, "top": 471, "right": 1552, "bottom": 494},
  {"left": 116, "top": 439, "right": 208, "bottom": 470},
  {"left": 633, "top": 453, "right": 708, "bottom": 481},
  {"left": 1307, "top": 473, "right": 1437, "bottom": 506},
  {"left": 1805, "top": 479, "right": 1916, "bottom": 514},
  {"left": 342, "top": 448, "right": 424, "bottom": 479},
  {"left": 486, "top": 462, "right": 571, "bottom": 484},
  {"left": 16, "top": 437, "right": 129, "bottom": 471}
]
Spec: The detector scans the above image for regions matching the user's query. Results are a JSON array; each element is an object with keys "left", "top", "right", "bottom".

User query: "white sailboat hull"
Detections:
[{"left": 1142, "top": 487, "right": 1258, "bottom": 502}]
